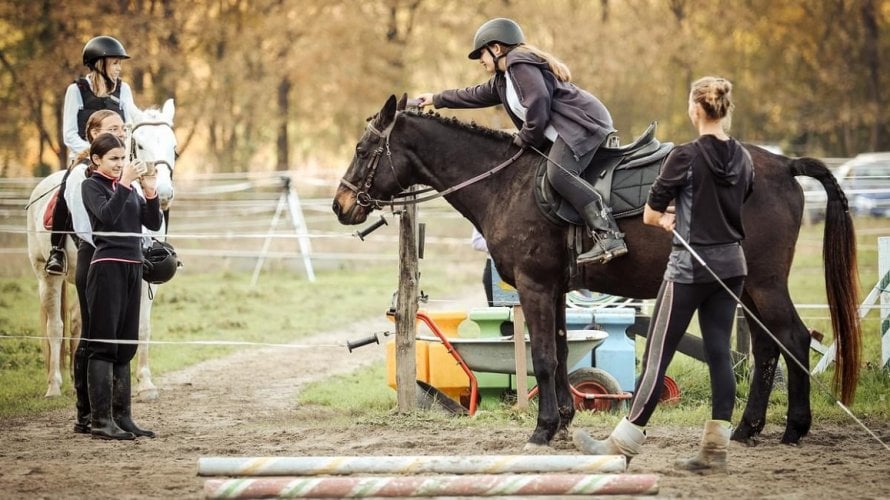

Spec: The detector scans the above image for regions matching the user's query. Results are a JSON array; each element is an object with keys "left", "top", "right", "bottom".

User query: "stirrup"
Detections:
[{"left": 577, "top": 234, "right": 627, "bottom": 265}]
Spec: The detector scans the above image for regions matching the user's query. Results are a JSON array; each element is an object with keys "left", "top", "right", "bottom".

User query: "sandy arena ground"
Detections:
[{"left": 1, "top": 310, "right": 888, "bottom": 499}]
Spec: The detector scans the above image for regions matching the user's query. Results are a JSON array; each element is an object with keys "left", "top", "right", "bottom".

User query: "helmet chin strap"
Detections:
[{"left": 485, "top": 46, "right": 506, "bottom": 73}]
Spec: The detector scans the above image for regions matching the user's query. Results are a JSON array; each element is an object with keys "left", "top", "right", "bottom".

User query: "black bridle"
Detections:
[
  {"left": 339, "top": 113, "right": 525, "bottom": 208},
  {"left": 130, "top": 120, "right": 176, "bottom": 175}
]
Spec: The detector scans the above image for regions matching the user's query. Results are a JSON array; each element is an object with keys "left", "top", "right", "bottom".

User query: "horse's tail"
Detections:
[{"left": 790, "top": 157, "right": 861, "bottom": 404}]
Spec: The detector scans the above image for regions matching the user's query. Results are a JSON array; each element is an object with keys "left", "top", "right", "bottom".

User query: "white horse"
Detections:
[{"left": 26, "top": 99, "right": 177, "bottom": 399}]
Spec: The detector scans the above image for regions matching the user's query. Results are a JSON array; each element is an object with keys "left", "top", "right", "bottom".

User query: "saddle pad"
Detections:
[
  {"left": 43, "top": 189, "right": 60, "bottom": 230},
  {"left": 533, "top": 157, "right": 665, "bottom": 226},
  {"left": 608, "top": 163, "right": 662, "bottom": 218}
]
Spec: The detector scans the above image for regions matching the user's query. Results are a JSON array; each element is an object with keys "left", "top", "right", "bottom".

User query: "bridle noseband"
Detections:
[{"left": 339, "top": 119, "right": 404, "bottom": 209}]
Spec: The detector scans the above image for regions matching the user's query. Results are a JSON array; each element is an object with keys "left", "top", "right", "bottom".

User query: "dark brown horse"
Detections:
[{"left": 333, "top": 94, "right": 861, "bottom": 448}]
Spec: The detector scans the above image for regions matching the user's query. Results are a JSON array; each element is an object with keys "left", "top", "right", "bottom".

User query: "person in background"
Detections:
[
  {"left": 70, "top": 110, "right": 128, "bottom": 435},
  {"left": 416, "top": 17, "right": 626, "bottom": 266},
  {"left": 471, "top": 227, "right": 494, "bottom": 307},
  {"left": 82, "top": 133, "right": 161, "bottom": 440},
  {"left": 46, "top": 35, "right": 136, "bottom": 275},
  {"left": 471, "top": 227, "right": 514, "bottom": 336},
  {"left": 573, "top": 76, "right": 754, "bottom": 472}
]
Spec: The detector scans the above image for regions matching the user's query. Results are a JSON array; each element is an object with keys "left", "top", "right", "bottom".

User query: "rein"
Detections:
[
  {"left": 130, "top": 120, "right": 176, "bottom": 174},
  {"left": 340, "top": 116, "right": 525, "bottom": 209}
]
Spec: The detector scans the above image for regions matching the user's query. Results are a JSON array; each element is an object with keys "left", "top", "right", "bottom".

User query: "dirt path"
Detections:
[{"left": 1, "top": 301, "right": 888, "bottom": 499}]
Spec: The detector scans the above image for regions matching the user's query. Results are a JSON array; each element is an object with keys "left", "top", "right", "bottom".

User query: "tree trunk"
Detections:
[{"left": 276, "top": 77, "right": 290, "bottom": 171}]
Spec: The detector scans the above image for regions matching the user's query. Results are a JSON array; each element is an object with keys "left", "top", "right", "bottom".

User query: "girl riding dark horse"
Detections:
[{"left": 333, "top": 94, "right": 861, "bottom": 449}]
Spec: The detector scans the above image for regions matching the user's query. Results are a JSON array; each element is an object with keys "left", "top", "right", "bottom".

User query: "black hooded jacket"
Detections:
[{"left": 647, "top": 135, "right": 755, "bottom": 282}]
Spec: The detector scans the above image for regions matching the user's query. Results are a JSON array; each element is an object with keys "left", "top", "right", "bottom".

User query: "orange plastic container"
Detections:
[
  {"left": 417, "top": 310, "right": 467, "bottom": 337},
  {"left": 426, "top": 342, "right": 470, "bottom": 400},
  {"left": 385, "top": 340, "right": 429, "bottom": 389}
]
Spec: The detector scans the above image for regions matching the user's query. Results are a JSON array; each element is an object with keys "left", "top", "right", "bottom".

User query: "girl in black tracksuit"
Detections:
[
  {"left": 82, "top": 132, "right": 162, "bottom": 440},
  {"left": 67, "top": 110, "right": 129, "bottom": 435},
  {"left": 575, "top": 77, "right": 755, "bottom": 472}
]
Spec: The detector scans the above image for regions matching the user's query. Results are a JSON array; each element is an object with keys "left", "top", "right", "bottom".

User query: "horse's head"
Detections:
[
  {"left": 129, "top": 99, "right": 177, "bottom": 210},
  {"left": 333, "top": 94, "right": 410, "bottom": 225}
]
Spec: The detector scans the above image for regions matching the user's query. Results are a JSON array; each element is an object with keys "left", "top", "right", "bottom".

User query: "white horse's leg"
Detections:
[
  {"left": 38, "top": 276, "right": 64, "bottom": 398},
  {"left": 135, "top": 282, "right": 159, "bottom": 400}
]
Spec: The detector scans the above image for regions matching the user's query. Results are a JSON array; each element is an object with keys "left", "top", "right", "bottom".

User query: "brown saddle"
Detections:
[
  {"left": 534, "top": 122, "right": 674, "bottom": 225},
  {"left": 43, "top": 189, "right": 60, "bottom": 230}
]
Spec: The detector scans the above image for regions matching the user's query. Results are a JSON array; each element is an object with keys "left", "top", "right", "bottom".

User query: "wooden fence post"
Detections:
[{"left": 395, "top": 193, "right": 418, "bottom": 411}]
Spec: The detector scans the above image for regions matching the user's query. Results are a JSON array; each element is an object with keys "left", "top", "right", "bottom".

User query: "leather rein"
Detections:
[
  {"left": 339, "top": 115, "right": 524, "bottom": 209},
  {"left": 130, "top": 120, "right": 176, "bottom": 173}
]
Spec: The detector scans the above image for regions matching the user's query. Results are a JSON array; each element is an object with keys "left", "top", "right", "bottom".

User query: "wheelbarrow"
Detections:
[{"left": 412, "top": 311, "right": 632, "bottom": 415}]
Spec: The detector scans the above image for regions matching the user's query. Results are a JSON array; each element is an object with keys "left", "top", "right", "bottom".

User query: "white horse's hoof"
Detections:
[
  {"left": 44, "top": 387, "right": 61, "bottom": 398},
  {"left": 137, "top": 388, "right": 160, "bottom": 401}
]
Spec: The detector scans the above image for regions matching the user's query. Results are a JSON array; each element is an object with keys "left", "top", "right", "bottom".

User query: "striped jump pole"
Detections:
[
  {"left": 203, "top": 473, "right": 659, "bottom": 498},
  {"left": 197, "top": 455, "right": 626, "bottom": 476}
]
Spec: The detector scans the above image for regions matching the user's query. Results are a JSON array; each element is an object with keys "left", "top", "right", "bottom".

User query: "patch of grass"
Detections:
[
  {"left": 0, "top": 261, "right": 479, "bottom": 418},
  {"left": 299, "top": 364, "right": 396, "bottom": 414}
]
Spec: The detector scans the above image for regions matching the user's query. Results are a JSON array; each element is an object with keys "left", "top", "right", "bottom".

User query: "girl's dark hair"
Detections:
[{"left": 89, "top": 132, "right": 126, "bottom": 169}]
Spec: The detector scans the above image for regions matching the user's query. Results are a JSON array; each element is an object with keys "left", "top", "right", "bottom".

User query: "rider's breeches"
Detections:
[
  {"left": 628, "top": 276, "right": 744, "bottom": 426},
  {"left": 546, "top": 137, "right": 600, "bottom": 209},
  {"left": 50, "top": 174, "right": 73, "bottom": 249},
  {"left": 85, "top": 261, "right": 142, "bottom": 363},
  {"left": 76, "top": 241, "right": 95, "bottom": 341}
]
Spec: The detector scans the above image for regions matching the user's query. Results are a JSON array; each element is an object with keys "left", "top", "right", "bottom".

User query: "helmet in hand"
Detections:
[{"left": 142, "top": 239, "right": 180, "bottom": 284}]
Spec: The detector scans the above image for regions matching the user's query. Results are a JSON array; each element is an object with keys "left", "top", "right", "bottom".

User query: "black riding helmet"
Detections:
[
  {"left": 83, "top": 36, "right": 130, "bottom": 69},
  {"left": 468, "top": 18, "right": 525, "bottom": 60},
  {"left": 142, "top": 239, "right": 180, "bottom": 285}
]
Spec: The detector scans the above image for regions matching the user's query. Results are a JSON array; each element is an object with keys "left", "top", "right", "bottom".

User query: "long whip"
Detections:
[{"left": 671, "top": 229, "right": 889, "bottom": 451}]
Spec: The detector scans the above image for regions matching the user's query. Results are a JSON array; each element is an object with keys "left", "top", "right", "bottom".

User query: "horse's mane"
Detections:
[
  {"left": 366, "top": 109, "right": 513, "bottom": 142},
  {"left": 404, "top": 110, "right": 513, "bottom": 141}
]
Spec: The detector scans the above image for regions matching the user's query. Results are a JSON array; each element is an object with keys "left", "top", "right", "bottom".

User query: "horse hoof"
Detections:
[
  {"left": 44, "top": 387, "right": 61, "bottom": 398},
  {"left": 137, "top": 388, "right": 160, "bottom": 401},
  {"left": 731, "top": 435, "right": 759, "bottom": 447}
]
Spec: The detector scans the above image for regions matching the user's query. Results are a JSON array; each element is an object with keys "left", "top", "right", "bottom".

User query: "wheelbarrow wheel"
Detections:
[{"left": 568, "top": 367, "right": 624, "bottom": 413}]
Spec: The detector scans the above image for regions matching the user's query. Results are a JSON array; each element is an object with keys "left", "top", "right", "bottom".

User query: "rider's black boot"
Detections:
[
  {"left": 88, "top": 359, "right": 135, "bottom": 441},
  {"left": 45, "top": 247, "right": 66, "bottom": 276},
  {"left": 73, "top": 345, "right": 91, "bottom": 434},
  {"left": 577, "top": 201, "right": 628, "bottom": 265},
  {"left": 112, "top": 362, "right": 155, "bottom": 438}
]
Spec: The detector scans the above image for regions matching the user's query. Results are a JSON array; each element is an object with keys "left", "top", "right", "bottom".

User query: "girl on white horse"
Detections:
[
  {"left": 69, "top": 110, "right": 127, "bottom": 435},
  {"left": 82, "top": 133, "right": 161, "bottom": 440},
  {"left": 46, "top": 35, "right": 138, "bottom": 276}
]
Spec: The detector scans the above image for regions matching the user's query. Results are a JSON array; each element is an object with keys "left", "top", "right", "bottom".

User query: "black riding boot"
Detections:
[
  {"left": 45, "top": 247, "right": 66, "bottom": 275},
  {"left": 88, "top": 359, "right": 135, "bottom": 440},
  {"left": 112, "top": 362, "right": 156, "bottom": 438},
  {"left": 577, "top": 200, "right": 628, "bottom": 265},
  {"left": 72, "top": 346, "right": 90, "bottom": 434}
]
